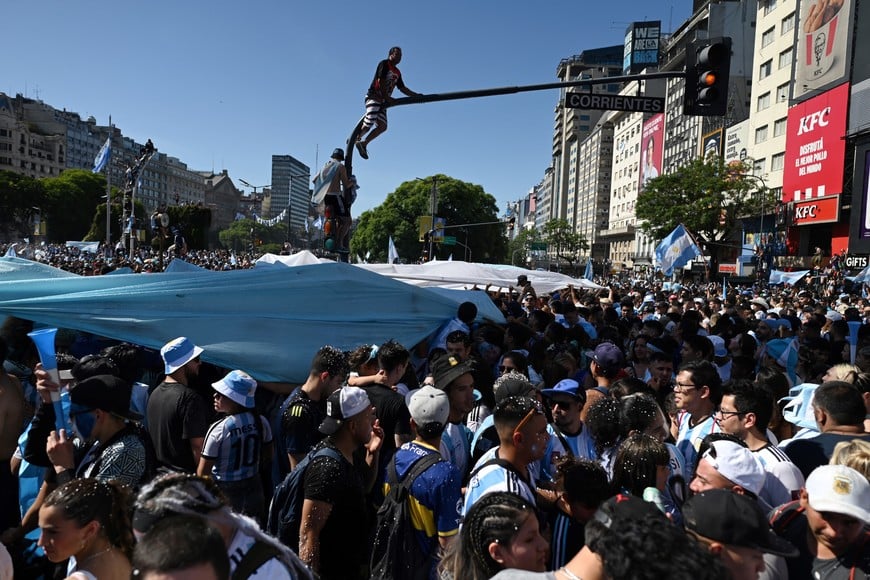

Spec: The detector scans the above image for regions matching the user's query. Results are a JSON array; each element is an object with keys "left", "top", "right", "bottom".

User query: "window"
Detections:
[
  {"left": 778, "top": 48, "right": 793, "bottom": 69},
  {"left": 774, "top": 117, "right": 788, "bottom": 137},
  {"left": 764, "top": 0, "right": 778, "bottom": 15},
  {"left": 759, "top": 60, "right": 773, "bottom": 79},
  {"left": 777, "top": 82, "right": 790, "bottom": 102},
  {"left": 757, "top": 92, "right": 771, "bottom": 111},
  {"left": 762, "top": 27, "right": 776, "bottom": 47},
  {"left": 755, "top": 125, "right": 769, "bottom": 143},
  {"left": 781, "top": 12, "right": 795, "bottom": 34},
  {"left": 753, "top": 159, "right": 767, "bottom": 174},
  {"left": 771, "top": 153, "right": 785, "bottom": 171}
]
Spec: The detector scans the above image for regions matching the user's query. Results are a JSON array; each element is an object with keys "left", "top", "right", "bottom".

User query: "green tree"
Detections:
[
  {"left": 508, "top": 226, "right": 543, "bottom": 266},
  {"left": 42, "top": 169, "right": 106, "bottom": 242},
  {"left": 0, "top": 170, "right": 44, "bottom": 241},
  {"left": 542, "top": 218, "right": 588, "bottom": 268},
  {"left": 351, "top": 175, "right": 505, "bottom": 263},
  {"left": 635, "top": 157, "right": 774, "bottom": 273},
  {"left": 218, "top": 218, "right": 285, "bottom": 252}
]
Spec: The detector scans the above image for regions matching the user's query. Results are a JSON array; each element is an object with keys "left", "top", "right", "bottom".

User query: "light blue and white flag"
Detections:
[
  {"left": 768, "top": 269, "right": 810, "bottom": 286},
  {"left": 654, "top": 225, "right": 702, "bottom": 276},
  {"left": 722, "top": 276, "right": 728, "bottom": 301},
  {"left": 92, "top": 137, "right": 111, "bottom": 173},
  {"left": 584, "top": 259, "right": 593, "bottom": 281},
  {"left": 388, "top": 236, "right": 399, "bottom": 264},
  {"left": 4, "top": 244, "right": 17, "bottom": 257},
  {"left": 230, "top": 252, "right": 237, "bottom": 266}
]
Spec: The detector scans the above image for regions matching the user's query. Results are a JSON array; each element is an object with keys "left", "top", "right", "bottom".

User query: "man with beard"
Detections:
[{"left": 148, "top": 337, "right": 209, "bottom": 473}]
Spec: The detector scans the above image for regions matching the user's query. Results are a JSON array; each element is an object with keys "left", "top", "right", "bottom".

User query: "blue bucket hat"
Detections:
[
  {"left": 212, "top": 370, "right": 257, "bottom": 408},
  {"left": 160, "top": 336, "right": 204, "bottom": 374}
]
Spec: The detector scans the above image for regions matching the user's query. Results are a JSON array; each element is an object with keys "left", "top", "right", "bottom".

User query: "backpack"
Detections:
[
  {"left": 370, "top": 451, "right": 443, "bottom": 580},
  {"left": 266, "top": 445, "right": 342, "bottom": 550}
]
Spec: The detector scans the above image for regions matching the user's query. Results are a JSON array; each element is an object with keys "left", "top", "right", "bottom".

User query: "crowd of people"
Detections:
[{"left": 0, "top": 270, "right": 869, "bottom": 580}]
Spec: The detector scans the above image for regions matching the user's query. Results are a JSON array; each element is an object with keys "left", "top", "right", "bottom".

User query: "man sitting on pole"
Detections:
[{"left": 312, "top": 148, "right": 356, "bottom": 252}]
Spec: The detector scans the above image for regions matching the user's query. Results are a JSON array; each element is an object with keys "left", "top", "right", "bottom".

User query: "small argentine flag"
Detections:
[
  {"left": 654, "top": 225, "right": 702, "bottom": 276},
  {"left": 92, "top": 137, "right": 111, "bottom": 173}
]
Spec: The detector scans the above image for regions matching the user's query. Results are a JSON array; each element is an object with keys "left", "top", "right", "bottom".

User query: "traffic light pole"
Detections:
[{"left": 344, "top": 70, "right": 689, "bottom": 176}]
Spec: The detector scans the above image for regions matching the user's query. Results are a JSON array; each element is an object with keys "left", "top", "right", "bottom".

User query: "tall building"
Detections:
[
  {"left": 270, "top": 155, "right": 310, "bottom": 234},
  {"left": 551, "top": 46, "right": 625, "bottom": 222},
  {"left": 570, "top": 121, "right": 614, "bottom": 260}
]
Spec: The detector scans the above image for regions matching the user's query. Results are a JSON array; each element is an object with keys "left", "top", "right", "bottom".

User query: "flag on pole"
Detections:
[
  {"left": 722, "top": 276, "right": 728, "bottom": 301},
  {"left": 92, "top": 137, "right": 111, "bottom": 173},
  {"left": 654, "top": 224, "right": 702, "bottom": 276},
  {"left": 388, "top": 236, "right": 399, "bottom": 264},
  {"left": 584, "top": 259, "right": 593, "bottom": 281},
  {"left": 4, "top": 244, "right": 17, "bottom": 257},
  {"left": 448, "top": 253, "right": 453, "bottom": 262}
]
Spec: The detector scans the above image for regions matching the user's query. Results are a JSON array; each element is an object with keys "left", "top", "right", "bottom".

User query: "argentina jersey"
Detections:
[
  {"left": 202, "top": 412, "right": 272, "bottom": 482},
  {"left": 675, "top": 411, "right": 717, "bottom": 472},
  {"left": 462, "top": 449, "right": 536, "bottom": 516}
]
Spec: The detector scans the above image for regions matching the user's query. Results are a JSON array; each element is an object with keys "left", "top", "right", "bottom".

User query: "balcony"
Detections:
[{"left": 598, "top": 224, "right": 636, "bottom": 238}]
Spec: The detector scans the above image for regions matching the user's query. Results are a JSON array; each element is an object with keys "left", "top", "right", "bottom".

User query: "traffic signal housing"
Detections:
[
  {"left": 323, "top": 206, "right": 337, "bottom": 251},
  {"left": 683, "top": 37, "right": 732, "bottom": 117}
]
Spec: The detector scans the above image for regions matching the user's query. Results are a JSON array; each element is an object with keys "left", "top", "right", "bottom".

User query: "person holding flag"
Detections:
[{"left": 654, "top": 224, "right": 703, "bottom": 276}]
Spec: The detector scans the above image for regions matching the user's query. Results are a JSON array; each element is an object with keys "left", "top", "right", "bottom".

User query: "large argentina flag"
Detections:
[{"left": 655, "top": 224, "right": 702, "bottom": 276}]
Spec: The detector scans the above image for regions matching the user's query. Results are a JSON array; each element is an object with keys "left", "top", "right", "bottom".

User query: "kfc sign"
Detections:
[
  {"left": 783, "top": 83, "right": 849, "bottom": 203},
  {"left": 792, "top": 195, "right": 840, "bottom": 226}
]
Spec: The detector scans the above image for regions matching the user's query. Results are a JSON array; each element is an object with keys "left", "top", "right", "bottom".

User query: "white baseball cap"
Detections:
[
  {"left": 702, "top": 440, "right": 766, "bottom": 496},
  {"left": 805, "top": 464, "right": 870, "bottom": 524}
]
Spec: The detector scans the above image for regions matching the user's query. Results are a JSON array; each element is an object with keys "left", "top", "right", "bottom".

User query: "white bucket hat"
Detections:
[{"left": 160, "top": 336, "right": 204, "bottom": 374}]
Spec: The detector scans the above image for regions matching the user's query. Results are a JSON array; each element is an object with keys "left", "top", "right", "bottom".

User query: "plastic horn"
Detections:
[
  {"left": 27, "top": 328, "right": 65, "bottom": 432},
  {"left": 847, "top": 320, "right": 862, "bottom": 365}
]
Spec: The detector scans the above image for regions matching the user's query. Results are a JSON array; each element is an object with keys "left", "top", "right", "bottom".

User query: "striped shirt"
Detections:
[
  {"left": 202, "top": 412, "right": 272, "bottom": 482},
  {"left": 675, "top": 411, "right": 718, "bottom": 472},
  {"left": 754, "top": 442, "right": 805, "bottom": 507},
  {"left": 462, "top": 449, "right": 536, "bottom": 516}
]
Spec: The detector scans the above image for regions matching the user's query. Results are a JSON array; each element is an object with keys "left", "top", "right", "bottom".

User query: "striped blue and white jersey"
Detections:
[
  {"left": 202, "top": 412, "right": 272, "bottom": 482},
  {"left": 462, "top": 449, "right": 536, "bottom": 516},
  {"left": 675, "top": 411, "right": 718, "bottom": 472}
]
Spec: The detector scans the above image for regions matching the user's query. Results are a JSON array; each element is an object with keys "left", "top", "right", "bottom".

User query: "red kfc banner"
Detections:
[{"left": 783, "top": 82, "right": 849, "bottom": 203}]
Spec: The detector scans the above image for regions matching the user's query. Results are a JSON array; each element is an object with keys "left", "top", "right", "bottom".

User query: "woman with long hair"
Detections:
[
  {"left": 611, "top": 433, "right": 670, "bottom": 501},
  {"left": 439, "top": 492, "right": 548, "bottom": 580},
  {"left": 38, "top": 478, "right": 134, "bottom": 580}
]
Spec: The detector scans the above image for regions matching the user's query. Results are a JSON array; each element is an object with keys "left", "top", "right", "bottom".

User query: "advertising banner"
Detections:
[
  {"left": 623, "top": 21, "right": 662, "bottom": 74},
  {"left": 794, "top": 0, "right": 854, "bottom": 101},
  {"left": 860, "top": 150, "right": 870, "bottom": 238},
  {"left": 639, "top": 113, "right": 664, "bottom": 191},
  {"left": 700, "top": 128, "right": 724, "bottom": 159},
  {"left": 792, "top": 195, "right": 840, "bottom": 226},
  {"left": 782, "top": 82, "right": 848, "bottom": 203},
  {"left": 724, "top": 120, "right": 750, "bottom": 165}
]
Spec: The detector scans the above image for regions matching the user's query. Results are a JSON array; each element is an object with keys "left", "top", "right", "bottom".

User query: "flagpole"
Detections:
[{"left": 105, "top": 116, "right": 112, "bottom": 254}]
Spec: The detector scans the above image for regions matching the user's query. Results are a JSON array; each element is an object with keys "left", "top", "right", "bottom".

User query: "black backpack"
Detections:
[
  {"left": 266, "top": 445, "right": 341, "bottom": 550},
  {"left": 370, "top": 451, "right": 443, "bottom": 580}
]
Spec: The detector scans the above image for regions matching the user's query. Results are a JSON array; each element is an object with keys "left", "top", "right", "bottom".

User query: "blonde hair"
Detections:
[
  {"left": 829, "top": 439, "right": 870, "bottom": 479},
  {"left": 826, "top": 363, "right": 860, "bottom": 383}
]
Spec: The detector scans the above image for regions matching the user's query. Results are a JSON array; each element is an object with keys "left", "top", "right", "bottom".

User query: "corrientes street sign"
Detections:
[{"left": 565, "top": 92, "right": 664, "bottom": 113}]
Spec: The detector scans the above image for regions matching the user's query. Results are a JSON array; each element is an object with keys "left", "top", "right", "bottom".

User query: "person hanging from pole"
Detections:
[
  {"left": 312, "top": 148, "right": 356, "bottom": 252},
  {"left": 355, "top": 46, "right": 422, "bottom": 160}
]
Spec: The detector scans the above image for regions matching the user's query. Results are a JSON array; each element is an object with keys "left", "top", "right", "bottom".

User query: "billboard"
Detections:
[
  {"left": 724, "top": 120, "right": 750, "bottom": 165},
  {"left": 639, "top": 113, "right": 664, "bottom": 191},
  {"left": 623, "top": 21, "right": 661, "bottom": 74},
  {"left": 860, "top": 149, "right": 870, "bottom": 238},
  {"left": 700, "top": 128, "right": 724, "bottom": 159},
  {"left": 794, "top": 0, "right": 854, "bottom": 101},
  {"left": 782, "top": 82, "right": 848, "bottom": 203}
]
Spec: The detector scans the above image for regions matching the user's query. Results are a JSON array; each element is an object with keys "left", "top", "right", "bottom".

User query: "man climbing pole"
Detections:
[{"left": 312, "top": 148, "right": 357, "bottom": 253}]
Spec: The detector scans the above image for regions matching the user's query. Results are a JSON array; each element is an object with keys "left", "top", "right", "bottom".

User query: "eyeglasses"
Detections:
[
  {"left": 673, "top": 382, "right": 698, "bottom": 393},
  {"left": 548, "top": 398, "right": 576, "bottom": 409},
  {"left": 715, "top": 408, "right": 746, "bottom": 418}
]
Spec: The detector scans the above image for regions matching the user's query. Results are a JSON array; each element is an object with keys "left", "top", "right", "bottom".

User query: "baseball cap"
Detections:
[
  {"left": 70, "top": 374, "right": 140, "bottom": 420},
  {"left": 212, "top": 370, "right": 257, "bottom": 409},
  {"left": 805, "top": 465, "right": 870, "bottom": 524},
  {"left": 161, "top": 337, "right": 204, "bottom": 374},
  {"left": 683, "top": 490, "right": 798, "bottom": 557},
  {"left": 318, "top": 386, "right": 371, "bottom": 435},
  {"left": 430, "top": 354, "right": 475, "bottom": 391},
  {"left": 701, "top": 440, "right": 766, "bottom": 496},
  {"left": 591, "top": 342, "right": 625, "bottom": 376},
  {"left": 541, "top": 378, "right": 582, "bottom": 399},
  {"left": 708, "top": 335, "right": 728, "bottom": 358},
  {"left": 494, "top": 372, "right": 537, "bottom": 404},
  {"left": 406, "top": 386, "right": 449, "bottom": 428}
]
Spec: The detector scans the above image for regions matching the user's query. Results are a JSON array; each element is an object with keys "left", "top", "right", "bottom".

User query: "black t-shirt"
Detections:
[
  {"left": 303, "top": 439, "right": 368, "bottom": 580},
  {"left": 146, "top": 381, "right": 210, "bottom": 473},
  {"left": 784, "top": 432, "right": 870, "bottom": 478},
  {"left": 362, "top": 385, "right": 411, "bottom": 456},
  {"left": 281, "top": 389, "right": 326, "bottom": 458},
  {"left": 548, "top": 509, "right": 586, "bottom": 570}
]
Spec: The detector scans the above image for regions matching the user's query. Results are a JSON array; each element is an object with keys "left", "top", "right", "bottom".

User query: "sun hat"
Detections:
[
  {"left": 160, "top": 337, "right": 204, "bottom": 374},
  {"left": 406, "top": 385, "right": 450, "bottom": 428},
  {"left": 212, "top": 370, "right": 257, "bottom": 409},
  {"left": 319, "top": 386, "right": 371, "bottom": 435},
  {"left": 805, "top": 464, "right": 870, "bottom": 524},
  {"left": 683, "top": 490, "right": 798, "bottom": 557},
  {"left": 701, "top": 440, "right": 766, "bottom": 496}
]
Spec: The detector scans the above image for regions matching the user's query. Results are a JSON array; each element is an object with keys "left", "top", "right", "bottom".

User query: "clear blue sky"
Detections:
[{"left": 5, "top": 0, "right": 690, "bottom": 216}]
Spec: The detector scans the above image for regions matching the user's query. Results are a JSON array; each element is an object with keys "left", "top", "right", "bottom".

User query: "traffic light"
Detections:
[
  {"left": 683, "top": 37, "right": 732, "bottom": 117},
  {"left": 323, "top": 206, "right": 337, "bottom": 251}
]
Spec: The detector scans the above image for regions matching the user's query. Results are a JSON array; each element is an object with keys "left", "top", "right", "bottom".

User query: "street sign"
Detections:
[
  {"left": 530, "top": 242, "right": 548, "bottom": 250},
  {"left": 442, "top": 236, "right": 457, "bottom": 246},
  {"left": 565, "top": 92, "right": 665, "bottom": 113}
]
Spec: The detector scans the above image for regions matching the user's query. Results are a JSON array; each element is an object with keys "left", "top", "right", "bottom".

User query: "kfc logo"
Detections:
[{"left": 797, "top": 107, "right": 831, "bottom": 135}]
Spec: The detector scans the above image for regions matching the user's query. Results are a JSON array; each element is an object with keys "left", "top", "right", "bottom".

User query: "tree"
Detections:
[
  {"left": 42, "top": 169, "right": 106, "bottom": 242},
  {"left": 542, "top": 219, "right": 588, "bottom": 269},
  {"left": 635, "top": 156, "right": 775, "bottom": 274},
  {"left": 0, "top": 170, "right": 44, "bottom": 242},
  {"left": 351, "top": 175, "right": 506, "bottom": 263},
  {"left": 218, "top": 218, "right": 285, "bottom": 252},
  {"left": 508, "top": 226, "right": 543, "bottom": 266}
]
